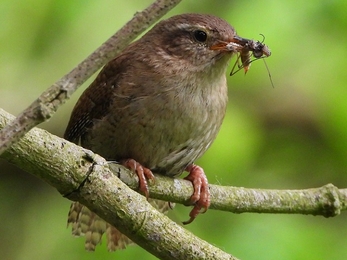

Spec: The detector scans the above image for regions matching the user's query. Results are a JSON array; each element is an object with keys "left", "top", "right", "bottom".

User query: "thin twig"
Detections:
[{"left": 0, "top": 0, "right": 182, "bottom": 155}]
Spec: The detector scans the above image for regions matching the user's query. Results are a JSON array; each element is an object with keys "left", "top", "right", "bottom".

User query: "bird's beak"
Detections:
[
  {"left": 231, "top": 35, "right": 252, "bottom": 45},
  {"left": 210, "top": 35, "right": 249, "bottom": 53},
  {"left": 211, "top": 35, "right": 271, "bottom": 59}
]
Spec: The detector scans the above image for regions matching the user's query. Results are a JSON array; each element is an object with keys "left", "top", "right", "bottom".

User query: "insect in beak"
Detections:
[{"left": 228, "top": 34, "right": 273, "bottom": 87}]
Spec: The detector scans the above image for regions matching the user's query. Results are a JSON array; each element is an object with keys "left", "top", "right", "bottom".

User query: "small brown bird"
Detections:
[{"left": 65, "top": 13, "right": 269, "bottom": 251}]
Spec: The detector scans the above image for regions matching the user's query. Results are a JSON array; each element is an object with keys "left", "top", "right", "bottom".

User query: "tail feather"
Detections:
[{"left": 67, "top": 199, "right": 171, "bottom": 251}]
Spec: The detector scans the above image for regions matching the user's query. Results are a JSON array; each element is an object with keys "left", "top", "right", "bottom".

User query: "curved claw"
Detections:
[
  {"left": 121, "top": 159, "right": 154, "bottom": 199},
  {"left": 183, "top": 164, "right": 210, "bottom": 225}
]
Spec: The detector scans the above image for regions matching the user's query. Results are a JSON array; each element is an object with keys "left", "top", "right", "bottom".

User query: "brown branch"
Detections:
[
  {"left": 1, "top": 106, "right": 347, "bottom": 259},
  {"left": 0, "top": 109, "right": 238, "bottom": 260},
  {"left": 0, "top": 0, "right": 182, "bottom": 155},
  {"left": 1, "top": 107, "right": 346, "bottom": 217},
  {"left": 120, "top": 166, "right": 347, "bottom": 217},
  {"left": 1, "top": 103, "right": 346, "bottom": 209}
]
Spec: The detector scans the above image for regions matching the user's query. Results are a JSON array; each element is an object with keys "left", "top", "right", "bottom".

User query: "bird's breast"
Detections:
[{"left": 84, "top": 75, "right": 228, "bottom": 177}]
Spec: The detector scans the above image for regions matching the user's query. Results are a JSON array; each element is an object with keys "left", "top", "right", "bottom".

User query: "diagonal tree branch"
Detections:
[
  {"left": 0, "top": 109, "right": 238, "bottom": 260},
  {"left": 1, "top": 108, "right": 347, "bottom": 258},
  {"left": 0, "top": 0, "right": 182, "bottom": 155}
]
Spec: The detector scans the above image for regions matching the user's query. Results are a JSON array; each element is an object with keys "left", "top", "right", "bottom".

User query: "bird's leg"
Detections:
[
  {"left": 183, "top": 164, "right": 211, "bottom": 225},
  {"left": 120, "top": 159, "right": 155, "bottom": 199}
]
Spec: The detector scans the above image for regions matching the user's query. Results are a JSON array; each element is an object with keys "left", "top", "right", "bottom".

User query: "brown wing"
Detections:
[
  {"left": 64, "top": 42, "right": 174, "bottom": 251},
  {"left": 64, "top": 57, "right": 125, "bottom": 143},
  {"left": 64, "top": 55, "right": 137, "bottom": 250}
]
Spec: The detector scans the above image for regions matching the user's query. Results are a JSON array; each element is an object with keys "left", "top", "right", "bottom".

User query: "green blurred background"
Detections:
[{"left": 1, "top": 0, "right": 347, "bottom": 259}]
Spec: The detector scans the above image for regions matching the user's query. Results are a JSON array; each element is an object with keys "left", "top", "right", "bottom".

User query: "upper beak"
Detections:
[
  {"left": 232, "top": 35, "right": 252, "bottom": 45},
  {"left": 210, "top": 35, "right": 250, "bottom": 52}
]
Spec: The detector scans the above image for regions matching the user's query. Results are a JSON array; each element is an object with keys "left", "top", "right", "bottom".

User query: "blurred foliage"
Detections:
[{"left": 1, "top": 0, "right": 347, "bottom": 259}]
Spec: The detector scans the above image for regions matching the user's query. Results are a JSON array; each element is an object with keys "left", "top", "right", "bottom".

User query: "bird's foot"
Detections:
[
  {"left": 183, "top": 164, "right": 210, "bottom": 225},
  {"left": 121, "top": 159, "right": 154, "bottom": 199}
]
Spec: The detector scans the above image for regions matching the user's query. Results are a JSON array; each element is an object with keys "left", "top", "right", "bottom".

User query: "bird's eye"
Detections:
[{"left": 193, "top": 30, "right": 208, "bottom": 42}]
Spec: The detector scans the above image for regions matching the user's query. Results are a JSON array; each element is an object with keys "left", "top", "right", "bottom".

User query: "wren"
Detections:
[{"left": 65, "top": 13, "right": 270, "bottom": 251}]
